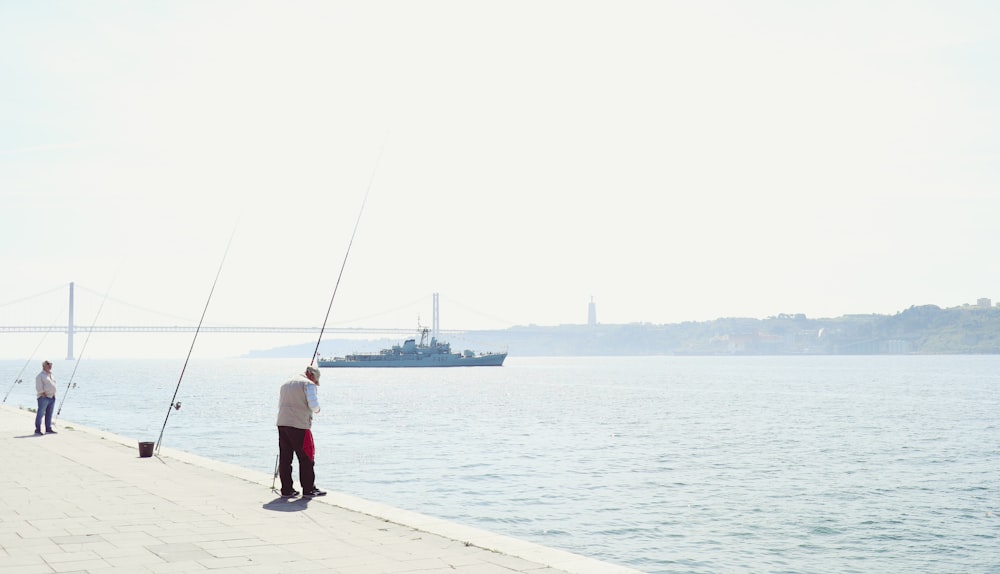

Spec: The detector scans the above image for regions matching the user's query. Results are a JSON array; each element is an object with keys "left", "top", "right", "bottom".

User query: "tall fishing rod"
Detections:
[
  {"left": 309, "top": 145, "right": 384, "bottom": 364},
  {"left": 270, "top": 147, "right": 382, "bottom": 493},
  {"left": 56, "top": 275, "right": 116, "bottom": 417},
  {"left": 155, "top": 228, "right": 237, "bottom": 455},
  {"left": 2, "top": 309, "right": 63, "bottom": 404}
]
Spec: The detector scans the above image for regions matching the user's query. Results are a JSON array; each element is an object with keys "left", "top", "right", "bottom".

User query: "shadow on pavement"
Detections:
[{"left": 263, "top": 496, "right": 311, "bottom": 512}]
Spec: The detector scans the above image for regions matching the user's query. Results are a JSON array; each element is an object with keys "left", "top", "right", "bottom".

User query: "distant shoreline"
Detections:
[{"left": 245, "top": 304, "right": 1000, "bottom": 357}]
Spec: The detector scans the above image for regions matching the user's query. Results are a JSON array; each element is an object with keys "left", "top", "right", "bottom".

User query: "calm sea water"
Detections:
[{"left": 3, "top": 355, "right": 998, "bottom": 573}]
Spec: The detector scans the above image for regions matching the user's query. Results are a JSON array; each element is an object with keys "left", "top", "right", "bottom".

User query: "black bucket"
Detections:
[{"left": 138, "top": 441, "right": 154, "bottom": 458}]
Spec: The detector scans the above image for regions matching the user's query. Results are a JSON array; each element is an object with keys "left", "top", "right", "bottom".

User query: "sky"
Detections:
[{"left": 2, "top": 1, "right": 1000, "bottom": 359}]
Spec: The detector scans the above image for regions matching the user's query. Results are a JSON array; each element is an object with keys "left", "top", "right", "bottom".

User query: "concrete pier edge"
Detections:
[{"left": 1, "top": 404, "right": 646, "bottom": 574}]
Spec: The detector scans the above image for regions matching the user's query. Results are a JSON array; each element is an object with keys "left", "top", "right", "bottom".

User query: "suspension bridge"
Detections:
[{"left": 0, "top": 283, "right": 458, "bottom": 360}]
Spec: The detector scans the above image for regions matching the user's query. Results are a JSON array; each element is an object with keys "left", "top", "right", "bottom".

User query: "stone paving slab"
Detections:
[{"left": 0, "top": 405, "right": 645, "bottom": 574}]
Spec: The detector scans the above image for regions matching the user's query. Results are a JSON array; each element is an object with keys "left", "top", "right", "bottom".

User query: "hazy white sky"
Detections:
[{"left": 3, "top": 1, "right": 1000, "bottom": 358}]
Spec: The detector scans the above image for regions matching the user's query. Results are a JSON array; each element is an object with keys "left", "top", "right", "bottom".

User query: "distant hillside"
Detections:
[{"left": 243, "top": 304, "right": 1000, "bottom": 357}]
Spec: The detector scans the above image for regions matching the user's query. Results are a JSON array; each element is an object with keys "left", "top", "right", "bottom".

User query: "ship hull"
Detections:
[{"left": 318, "top": 352, "right": 507, "bottom": 368}]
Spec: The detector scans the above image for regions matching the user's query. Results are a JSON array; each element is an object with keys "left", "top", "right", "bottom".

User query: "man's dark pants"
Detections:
[{"left": 277, "top": 425, "right": 315, "bottom": 494}]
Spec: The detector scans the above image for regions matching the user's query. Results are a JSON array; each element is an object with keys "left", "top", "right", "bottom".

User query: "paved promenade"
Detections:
[{"left": 0, "top": 405, "right": 645, "bottom": 574}]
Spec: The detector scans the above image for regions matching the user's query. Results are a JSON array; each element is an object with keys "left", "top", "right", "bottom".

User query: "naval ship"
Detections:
[{"left": 317, "top": 328, "right": 507, "bottom": 368}]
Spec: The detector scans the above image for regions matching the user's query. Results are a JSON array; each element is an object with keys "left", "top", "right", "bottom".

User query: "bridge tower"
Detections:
[
  {"left": 66, "top": 282, "right": 75, "bottom": 360},
  {"left": 432, "top": 292, "right": 440, "bottom": 339}
]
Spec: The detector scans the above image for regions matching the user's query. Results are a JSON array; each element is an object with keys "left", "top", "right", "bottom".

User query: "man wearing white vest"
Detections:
[{"left": 276, "top": 365, "right": 326, "bottom": 498}]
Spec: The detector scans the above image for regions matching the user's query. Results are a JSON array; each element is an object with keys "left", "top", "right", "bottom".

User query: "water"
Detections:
[{"left": 3, "top": 355, "right": 998, "bottom": 573}]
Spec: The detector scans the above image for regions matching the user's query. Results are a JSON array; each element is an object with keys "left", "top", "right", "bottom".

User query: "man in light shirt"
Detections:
[
  {"left": 275, "top": 365, "right": 326, "bottom": 498},
  {"left": 34, "top": 360, "right": 57, "bottom": 435}
]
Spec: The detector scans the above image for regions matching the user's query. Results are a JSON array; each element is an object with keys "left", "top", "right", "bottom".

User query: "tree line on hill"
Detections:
[{"left": 496, "top": 304, "right": 1000, "bottom": 355}]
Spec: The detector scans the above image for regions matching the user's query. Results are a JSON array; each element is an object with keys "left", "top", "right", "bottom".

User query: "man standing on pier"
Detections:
[
  {"left": 275, "top": 365, "right": 326, "bottom": 498},
  {"left": 34, "top": 360, "right": 57, "bottom": 435}
]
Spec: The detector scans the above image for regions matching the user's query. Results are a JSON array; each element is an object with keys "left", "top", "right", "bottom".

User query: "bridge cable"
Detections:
[
  {"left": 56, "top": 274, "right": 117, "bottom": 417},
  {"left": 0, "top": 284, "right": 66, "bottom": 309},
  {"left": 155, "top": 226, "right": 237, "bottom": 455}
]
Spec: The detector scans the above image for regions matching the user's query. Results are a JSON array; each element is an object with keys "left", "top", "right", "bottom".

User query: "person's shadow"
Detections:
[{"left": 262, "top": 494, "right": 311, "bottom": 512}]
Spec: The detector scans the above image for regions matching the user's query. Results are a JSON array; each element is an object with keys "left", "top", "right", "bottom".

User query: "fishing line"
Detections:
[
  {"left": 2, "top": 308, "right": 62, "bottom": 403},
  {"left": 309, "top": 142, "right": 385, "bottom": 364},
  {"left": 56, "top": 274, "right": 117, "bottom": 417},
  {"left": 155, "top": 226, "right": 237, "bottom": 455}
]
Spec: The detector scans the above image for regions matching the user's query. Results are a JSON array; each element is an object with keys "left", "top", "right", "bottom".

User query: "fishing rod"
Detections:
[
  {"left": 1, "top": 374, "right": 23, "bottom": 404},
  {"left": 272, "top": 454, "right": 280, "bottom": 492},
  {"left": 155, "top": 228, "right": 237, "bottom": 455},
  {"left": 270, "top": 146, "right": 383, "bottom": 493},
  {"left": 309, "top": 144, "right": 383, "bottom": 364},
  {"left": 56, "top": 275, "right": 116, "bottom": 417},
  {"left": 2, "top": 309, "right": 62, "bottom": 404}
]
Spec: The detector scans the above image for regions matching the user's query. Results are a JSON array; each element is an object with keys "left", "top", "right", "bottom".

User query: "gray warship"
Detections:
[{"left": 317, "top": 328, "right": 507, "bottom": 368}]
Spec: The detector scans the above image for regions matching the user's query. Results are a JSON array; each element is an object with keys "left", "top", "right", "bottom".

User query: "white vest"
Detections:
[{"left": 276, "top": 377, "right": 314, "bottom": 429}]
